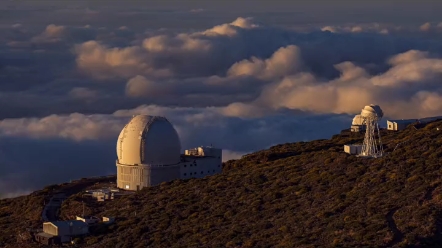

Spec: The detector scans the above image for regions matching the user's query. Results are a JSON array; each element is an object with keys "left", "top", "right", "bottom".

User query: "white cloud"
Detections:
[
  {"left": 190, "top": 8, "right": 205, "bottom": 13},
  {"left": 231, "top": 49, "right": 442, "bottom": 119},
  {"left": 202, "top": 17, "right": 258, "bottom": 37},
  {"left": 388, "top": 50, "right": 429, "bottom": 65},
  {"left": 320, "top": 24, "right": 391, "bottom": 34},
  {"left": 0, "top": 113, "right": 124, "bottom": 141},
  {"left": 227, "top": 45, "right": 303, "bottom": 80},
  {"left": 4, "top": 13, "right": 442, "bottom": 199},
  {"left": 75, "top": 40, "right": 172, "bottom": 79},
  {"left": 125, "top": 75, "right": 172, "bottom": 98},
  {"left": 321, "top": 26, "right": 337, "bottom": 33},
  {"left": 351, "top": 26, "right": 363, "bottom": 33},
  {"left": 142, "top": 34, "right": 212, "bottom": 53},
  {"left": 0, "top": 104, "right": 351, "bottom": 197},
  {"left": 420, "top": 22, "right": 431, "bottom": 32},
  {"left": 73, "top": 17, "right": 263, "bottom": 80},
  {"left": 219, "top": 102, "right": 269, "bottom": 118},
  {"left": 379, "top": 29, "right": 389, "bottom": 34},
  {"left": 31, "top": 24, "right": 67, "bottom": 43},
  {"left": 0, "top": 104, "right": 350, "bottom": 150},
  {"left": 11, "top": 23, "right": 22, "bottom": 29}
]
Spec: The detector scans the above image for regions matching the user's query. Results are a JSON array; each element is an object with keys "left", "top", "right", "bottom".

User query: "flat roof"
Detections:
[
  {"left": 77, "top": 215, "right": 96, "bottom": 219},
  {"left": 181, "top": 155, "right": 216, "bottom": 160},
  {"left": 45, "top": 220, "right": 88, "bottom": 228}
]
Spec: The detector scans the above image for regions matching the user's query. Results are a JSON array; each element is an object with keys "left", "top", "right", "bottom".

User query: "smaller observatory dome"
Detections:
[
  {"left": 361, "top": 104, "right": 383, "bottom": 119},
  {"left": 117, "top": 115, "right": 181, "bottom": 166},
  {"left": 352, "top": 114, "right": 364, "bottom": 125}
]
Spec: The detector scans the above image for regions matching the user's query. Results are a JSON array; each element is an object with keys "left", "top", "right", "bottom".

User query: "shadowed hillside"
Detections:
[{"left": 2, "top": 121, "right": 442, "bottom": 247}]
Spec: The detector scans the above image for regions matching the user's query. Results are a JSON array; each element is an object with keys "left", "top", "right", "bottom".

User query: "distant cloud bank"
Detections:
[{"left": 1, "top": 7, "right": 442, "bottom": 197}]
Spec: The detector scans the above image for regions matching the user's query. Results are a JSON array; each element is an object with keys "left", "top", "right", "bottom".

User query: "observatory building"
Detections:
[
  {"left": 350, "top": 114, "right": 366, "bottom": 132},
  {"left": 344, "top": 104, "right": 384, "bottom": 158},
  {"left": 386, "top": 119, "right": 417, "bottom": 131},
  {"left": 386, "top": 116, "right": 442, "bottom": 131},
  {"left": 116, "top": 115, "right": 222, "bottom": 191}
]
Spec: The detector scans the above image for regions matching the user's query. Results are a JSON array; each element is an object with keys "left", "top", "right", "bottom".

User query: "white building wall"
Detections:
[
  {"left": 387, "top": 120, "right": 397, "bottom": 130},
  {"left": 179, "top": 157, "right": 222, "bottom": 180},
  {"left": 117, "top": 146, "right": 223, "bottom": 190},
  {"left": 351, "top": 125, "right": 366, "bottom": 132},
  {"left": 150, "top": 164, "right": 180, "bottom": 186},
  {"left": 116, "top": 163, "right": 180, "bottom": 190},
  {"left": 103, "top": 217, "right": 115, "bottom": 224},
  {"left": 344, "top": 144, "right": 363, "bottom": 155},
  {"left": 43, "top": 222, "right": 88, "bottom": 237},
  {"left": 43, "top": 223, "right": 58, "bottom": 236},
  {"left": 116, "top": 163, "right": 148, "bottom": 190},
  {"left": 197, "top": 147, "right": 222, "bottom": 158},
  {"left": 186, "top": 147, "right": 222, "bottom": 158}
]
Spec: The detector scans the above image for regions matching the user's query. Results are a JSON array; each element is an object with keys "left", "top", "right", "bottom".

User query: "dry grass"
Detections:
[{"left": 3, "top": 121, "right": 442, "bottom": 247}]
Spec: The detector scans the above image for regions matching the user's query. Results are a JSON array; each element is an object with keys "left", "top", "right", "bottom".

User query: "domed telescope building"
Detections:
[
  {"left": 116, "top": 115, "right": 222, "bottom": 191},
  {"left": 350, "top": 114, "right": 366, "bottom": 132}
]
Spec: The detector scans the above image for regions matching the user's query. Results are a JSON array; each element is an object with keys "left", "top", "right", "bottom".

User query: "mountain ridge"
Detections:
[{"left": 2, "top": 121, "right": 442, "bottom": 247}]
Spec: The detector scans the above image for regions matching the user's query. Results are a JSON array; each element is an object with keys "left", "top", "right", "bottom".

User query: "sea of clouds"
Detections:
[{"left": 1, "top": 2, "right": 442, "bottom": 198}]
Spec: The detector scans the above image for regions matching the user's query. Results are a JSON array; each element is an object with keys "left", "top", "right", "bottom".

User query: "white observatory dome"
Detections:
[
  {"left": 361, "top": 104, "right": 383, "bottom": 119},
  {"left": 352, "top": 114, "right": 364, "bottom": 125},
  {"left": 116, "top": 115, "right": 181, "bottom": 166}
]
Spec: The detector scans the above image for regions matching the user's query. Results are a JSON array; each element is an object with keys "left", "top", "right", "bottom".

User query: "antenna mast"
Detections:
[{"left": 359, "top": 104, "right": 384, "bottom": 158}]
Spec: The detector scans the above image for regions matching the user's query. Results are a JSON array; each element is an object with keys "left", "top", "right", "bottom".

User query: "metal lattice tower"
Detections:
[{"left": 359, "top": 104, "right": 384, "bottom": 158}]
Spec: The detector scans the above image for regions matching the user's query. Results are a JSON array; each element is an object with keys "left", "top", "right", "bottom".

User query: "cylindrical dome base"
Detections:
[{"left": 116, "top": 162, "right": 180, "bottom": 191}]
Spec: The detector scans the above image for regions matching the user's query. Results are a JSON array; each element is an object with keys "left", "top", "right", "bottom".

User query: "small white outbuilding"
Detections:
[
  {"left": 344, "top": 144, "right": 363, "bottom": 155},
  {"left": 386, "top": 119, "right": 417, "bottom": 131},
  {"left": 103, "top": 216, "right": 115, "bottom": 224},
  {"left": 43, "top": 221, "right": 89, "bottom": 243}
]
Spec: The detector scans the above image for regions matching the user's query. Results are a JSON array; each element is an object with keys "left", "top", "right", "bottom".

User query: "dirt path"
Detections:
[
  {"left": 385, "top": 208, "right": 403, "bottom": 247},
  {"left": 41, "top": 192, "right": 67, "bottom": 222}
]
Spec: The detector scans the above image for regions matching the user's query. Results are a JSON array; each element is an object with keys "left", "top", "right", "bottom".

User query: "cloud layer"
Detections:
[
  {"left": 0, "top": 105, "right": 350, "bottom": 197},
  {"left": 1, "top": 4, "right": 442, "bottom": 197}
]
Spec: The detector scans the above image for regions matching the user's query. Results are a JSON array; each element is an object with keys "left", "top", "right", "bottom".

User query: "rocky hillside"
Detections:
[{"left": 2, "top": 121, "right": 442, "bottom": 247}]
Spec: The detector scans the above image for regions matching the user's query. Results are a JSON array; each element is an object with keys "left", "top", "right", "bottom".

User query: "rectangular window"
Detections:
[{"left": 125, "top": 185, "right": 129, "bottom": 189}]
